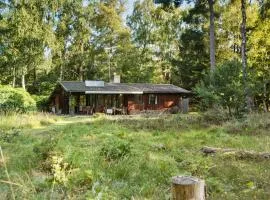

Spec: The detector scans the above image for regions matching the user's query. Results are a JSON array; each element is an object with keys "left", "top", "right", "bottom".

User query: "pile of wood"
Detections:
[{"left": 201, "top": 146, "right": 270, "bottom": 160}]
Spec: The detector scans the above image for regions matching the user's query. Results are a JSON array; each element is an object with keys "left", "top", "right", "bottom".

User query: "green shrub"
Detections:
[
  {"left": 100, "top": 137, "right": 131, "bottom": 161},
  {"left": 0, "top": 85, "right": 36, "bottom": 113},
  {"left": 32, "top": 95, "right": 49, "bottom": 111},
  {"left": 201, "top": 108, "right": 231, "bottom": 124},
  {"left": 195, "top": 60, "right": 245, "bottom": 116},
  {"left": 33, "top": 137, "right": 57, "bottom": 161},
  {"left": 68, "top": 169, "right": 93, "bottom": 188},
  {"left": 224, "top": 113, "right": 270, "bottom": 135},
  {"left": 0, "top": 129, "right": 21, "bottom": 143}
]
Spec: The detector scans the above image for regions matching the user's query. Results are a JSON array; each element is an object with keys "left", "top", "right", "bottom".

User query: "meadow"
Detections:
[{"left": 0, "top": 112, "right": 270, "bottom": 199}]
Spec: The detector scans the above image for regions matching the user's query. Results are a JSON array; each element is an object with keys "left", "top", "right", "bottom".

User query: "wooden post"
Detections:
[{"left": 172, "top": 176, "right": 205, "bottom": 200}]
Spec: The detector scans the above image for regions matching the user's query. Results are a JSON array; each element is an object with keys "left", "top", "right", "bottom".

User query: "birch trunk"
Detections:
[
  {"left": 59, "top": 56, "right": 63, "bottom": 81},
  {"left": 263, "top": 80, "right": 268, "bottom": 112},
  {"left": 208, "top": 0, "right": 216, "bottom": 73},
  {"left": 80, "top": 41, "right": 84, "bottom": 81},
  {"left": 241, "top": 0, "right": 251, "bottom": 111},
  {"left": 12, "top": 67, "right": 16, "bottom": 87},
  {"left": 21, "top": 73, "right": 25, "bottom": 90}
]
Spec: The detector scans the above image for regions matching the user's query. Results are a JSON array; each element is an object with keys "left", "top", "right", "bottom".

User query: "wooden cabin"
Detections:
[{"left": 49, "top": 79, "right": 191, "bottom": 115}]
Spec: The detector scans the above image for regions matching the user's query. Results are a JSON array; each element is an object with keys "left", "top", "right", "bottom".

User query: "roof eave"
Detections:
[
  {"left": 59, "top": 81, "right": 69, "bottom": 92},
  {"left": 143, "top": 91, "right": 191, "bottom": 94},
  {"left": 85, "top": 91, "right": 143, "bottom": 94}
]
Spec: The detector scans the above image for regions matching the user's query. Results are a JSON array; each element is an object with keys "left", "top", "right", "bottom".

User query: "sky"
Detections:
[
  {"left": 123, "top": 0, "right": 136, "bottom": 19},
  {"left": 123, "top": 0, "right": 191, "bottom": 20}
]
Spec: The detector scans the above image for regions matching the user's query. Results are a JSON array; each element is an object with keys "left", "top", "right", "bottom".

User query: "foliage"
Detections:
[
  {"left": 174, "top": 0, "right": 210, "bottom": 89},
  {"left": 0, "top": 0, "right": 268, "bottom": 112},
  {"left": 248, "top": 15, "right": 270, "bottom": 111},
  {"left": 201, "top": 108, "right": 230, "bottom": 124},
  {"left": 0, "top": 85, "right": 36, "bottom": 113},
  {"left": 127, "top": 0, "right": 182, "bottom": 84},
  {"left": 50, "top": 155, "right": 71, "bottom": 186},
  {"left": 224, "top": 112, "right": 270, "bottom": 135},
  {"left": 195, "top": 83, "right": 220, "bottom": 109},
  {"left": 32, "top": 95, "right": 49, "bottom": 111},
  {"left": 0, "top": 129, "right": 21, "bottom": 143},
  {"left": 195, "top": 60, "right": 245, "bottom": 115},
  {"left": 100, "top": 137, "right": 131, "bottom": 161}
]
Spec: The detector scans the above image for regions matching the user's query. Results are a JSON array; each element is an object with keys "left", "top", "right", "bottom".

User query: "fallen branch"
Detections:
[
  {"left": 0, "top": 180, "right": 23, "bottom": 187},
  {"left": 201, "top": 146, "right": 270, "bottom": 160}
]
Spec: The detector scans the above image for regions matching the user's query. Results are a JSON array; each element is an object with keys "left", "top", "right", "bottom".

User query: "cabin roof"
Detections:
[{"left": 59, "top": 81, "right": 191, "bottom": 94}]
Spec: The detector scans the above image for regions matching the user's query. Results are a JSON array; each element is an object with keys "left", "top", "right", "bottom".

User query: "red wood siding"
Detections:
[
  {"left": 53, "top": 88, "right": 67, "bottom": 114},
  {"left": 162, "top": 94, "right": 180, "bottom": 108},
  {"left": 126, "top": 94, "right": 144, "bottom": 111},
  {"left": 52, "top": 91, "right": 182, "bottom": 114},
  {"left": 127, "top": 94, "right": 181, "bottom": 111},
  {"left": 144, "top": 94, "right": 180, "bottom": 110}
]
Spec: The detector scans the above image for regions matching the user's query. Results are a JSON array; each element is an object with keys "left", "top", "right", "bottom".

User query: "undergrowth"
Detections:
[
  {"left": 0, "top": 112, "right": 60, "bottom": 130},
  {"left": 0, "top": 112, "right": 270, "bottom": 199}
]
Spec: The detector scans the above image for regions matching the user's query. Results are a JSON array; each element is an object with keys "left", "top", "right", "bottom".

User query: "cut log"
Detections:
[
  {"left": 172, "top": 176, "right": 205, "bottom": 200},
  {"left": 201, "top": 146, "right": 270, "bottom": 160}
]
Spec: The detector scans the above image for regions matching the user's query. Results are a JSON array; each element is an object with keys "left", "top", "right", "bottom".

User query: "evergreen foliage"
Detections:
[{"left": 196, "top": 60, "right": 245, "bottom": 115}]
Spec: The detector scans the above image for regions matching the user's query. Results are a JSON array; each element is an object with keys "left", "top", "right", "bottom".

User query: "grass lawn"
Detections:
[{"left": 0, "top": 113, "right": 270, "bottom": 199}]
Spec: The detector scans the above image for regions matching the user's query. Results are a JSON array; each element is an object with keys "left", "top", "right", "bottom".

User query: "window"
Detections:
[{"left": 149, "top": 94, "right": 157, "bottom": 105}]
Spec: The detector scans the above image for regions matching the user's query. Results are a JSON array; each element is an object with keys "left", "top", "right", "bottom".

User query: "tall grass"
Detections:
[
  {"left": 224, "top": 112, "right": 270, "bottom": 135},
  {"left": 1, "top": 112, "right": 270, "bottom": 199},
  {"left": 0, "top": 112, "right": 59, "bottom": 130}
]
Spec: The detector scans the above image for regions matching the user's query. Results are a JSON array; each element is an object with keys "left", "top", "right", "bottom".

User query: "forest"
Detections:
[
  {"left": 0, "top": 0, "right": 269, "bottom": 114},
  {"left": 0, "top": 0, "right": 270, "bottom": 199}
]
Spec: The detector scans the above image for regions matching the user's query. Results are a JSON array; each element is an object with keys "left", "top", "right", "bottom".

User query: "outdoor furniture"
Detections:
[
  {"left": 86, "top": 106, "right": 93, "bottom": 115},
  {"left": 106, "top": 108, "right": 114, "bottom": 115},
  {"left": 122, "top": 107, "right": 128, "bottom": 115},
  {"left": 81, "top": 106, "right": 94, "bottom": 115},
  {"left": 105, "top": 107, "right": 127, "bottom": 115},
  {"left": 82, "top": 106, "right": 87, "bottom": 114},
  {"left": 114, "top": 107, "right": 122, "bottom": 115}
]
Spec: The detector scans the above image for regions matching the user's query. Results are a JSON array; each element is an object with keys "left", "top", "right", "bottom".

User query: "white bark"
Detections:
[
  {"left": 241, "top": 0, "right": 251, "bottom": 111},
  {"left": 208, "top": 0, "right": 216, "bottom": 73},
  {"left": 12, "top": 67, "right": 16, "bottom": 87},
  {"left": 21, "top": 74, "right": 25, "bottom": 90}
]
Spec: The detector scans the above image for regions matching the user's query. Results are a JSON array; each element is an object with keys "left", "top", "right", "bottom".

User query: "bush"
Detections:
[
  {"left": 32, "top": 95, "right": 49, "bottom": 111},
  {"left": 201, "top": 108, "right": 231, "bottom": 124},
  {"left": 0, "top": 129, "right": 21, "bottom": 143},
  {"left": 224, "top": 113, "right": 270, "bottom": 134},
  {"left": 100, "top": 137, "right": 131, "bottom": 161},
  {"left": 195, "top": 60, "right": 245, "bottom": 116},
  {"left": 0, "top": 85, "right": 36, "bottom": 113}
]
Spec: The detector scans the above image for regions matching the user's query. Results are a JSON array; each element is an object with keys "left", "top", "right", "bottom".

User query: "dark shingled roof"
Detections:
[{"left": 59, "top": 81, "right": 190, "bottom": 94}]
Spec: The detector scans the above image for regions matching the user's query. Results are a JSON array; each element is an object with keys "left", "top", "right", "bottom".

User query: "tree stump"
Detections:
[{"left": 172, "top": 176, "right": 205, "bottom": 200}]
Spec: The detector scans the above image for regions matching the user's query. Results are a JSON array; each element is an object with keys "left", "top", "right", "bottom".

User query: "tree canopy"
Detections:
[{"left": 0, "top": 0, "right": 269, "bottom": 112}]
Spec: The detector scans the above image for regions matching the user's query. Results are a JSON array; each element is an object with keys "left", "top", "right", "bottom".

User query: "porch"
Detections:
[{"left": 68, "top": 93, "right": 144, "bottom": 115}]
